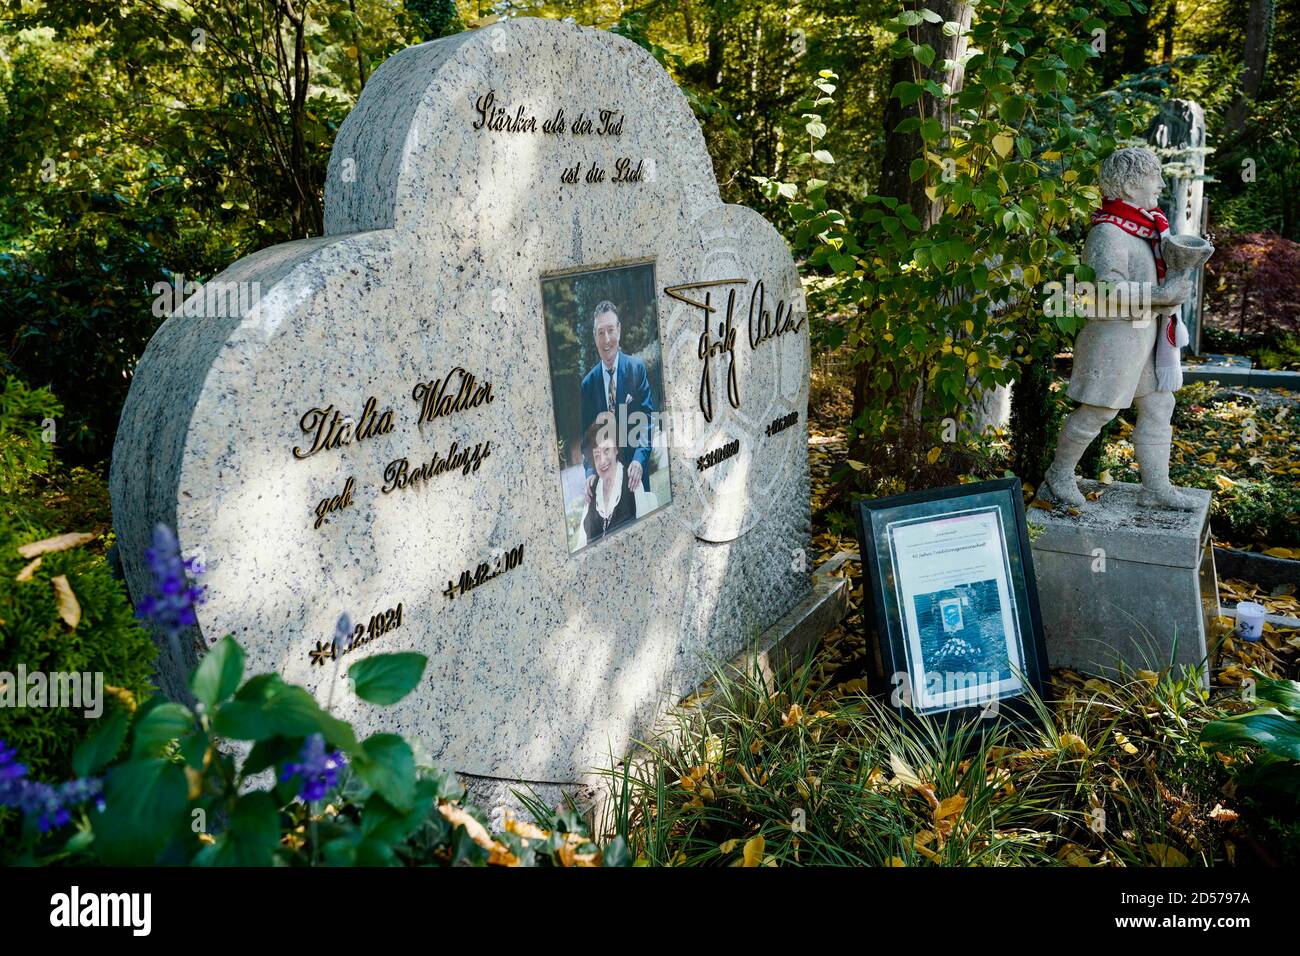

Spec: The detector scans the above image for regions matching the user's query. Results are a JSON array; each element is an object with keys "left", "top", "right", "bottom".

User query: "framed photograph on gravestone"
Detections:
[
  {"left": 854, "top": 477, "right": 1049, "bottom": 726},
  {"left": 541, "top": 261, "right": 672, "bottom": 553}
]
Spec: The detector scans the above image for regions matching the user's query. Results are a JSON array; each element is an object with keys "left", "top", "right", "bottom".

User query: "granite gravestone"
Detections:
[{"left": 110, "top": 18, "right": 811, "bottom": 784}]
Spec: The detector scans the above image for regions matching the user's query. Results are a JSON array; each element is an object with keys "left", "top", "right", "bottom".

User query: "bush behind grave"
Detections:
[
  {"left": 0, "top": 376, "right": 157, "bottom": 797},
  {"left": 0, "top": 515, "right": 157, "bottom": 786}
]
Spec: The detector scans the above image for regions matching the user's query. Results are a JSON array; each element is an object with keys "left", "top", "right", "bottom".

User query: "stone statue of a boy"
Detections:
[{"left": 1041, "top": 146, "right": 1213, "bottom": 511}]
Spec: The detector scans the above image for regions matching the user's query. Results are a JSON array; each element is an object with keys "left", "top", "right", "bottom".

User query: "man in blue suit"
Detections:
[{"left": 580, "top": 300, "right": 655, "bottom": 503}]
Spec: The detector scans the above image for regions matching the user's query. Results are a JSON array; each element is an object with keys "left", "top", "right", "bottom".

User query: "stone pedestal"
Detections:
[{"left": 1028, "top": 480, "right": 1217, "bottom": 684}]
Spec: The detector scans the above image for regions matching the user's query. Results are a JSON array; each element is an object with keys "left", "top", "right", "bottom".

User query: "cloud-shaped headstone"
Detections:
[{"left": 112, "top": 18, "right": 810, "bottom": 781}]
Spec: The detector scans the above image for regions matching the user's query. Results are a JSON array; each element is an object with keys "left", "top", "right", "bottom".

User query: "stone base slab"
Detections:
[{"left": 1028, "top": 479, "right": 1216, "bottom": 684}]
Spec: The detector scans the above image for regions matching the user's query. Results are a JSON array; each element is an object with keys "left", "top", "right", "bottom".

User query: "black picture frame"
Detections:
[{"left": 853, "top": 477, "right": 1050, "bottom": 730}]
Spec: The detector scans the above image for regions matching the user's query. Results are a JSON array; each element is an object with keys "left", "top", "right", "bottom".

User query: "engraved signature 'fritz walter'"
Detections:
[{"left": 666, "top": 278, "right": 805, "bottom": 424}]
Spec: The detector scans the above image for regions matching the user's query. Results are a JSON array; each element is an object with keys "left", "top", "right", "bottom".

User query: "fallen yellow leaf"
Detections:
[
  {"left": 912, "top": 831, "right": 942, "bottom": 862},
  {"left": 1057, "top": 842, "right": 1092, "bottom": 866},
  {"left": 1145, "top": 843, "right": 1189, "bottom": 866},
  {"left": 18, "top": 532, "right": 96, "bottom": 559},
  {"left": 934, "top": 794, "right": 967, "bottom": 822},
  {"left": 505, "top": 816, "right": 548, "bottom": 842},
  {"left": 16, "top": 557, "right": 41, "bottom": 582},
  {"left": 104, "top": 684, "right": 137, "bottom": 712},
  {"left": 742, "top": 834, "right": 765, "bottom": 867},
  {"left": 1058, "top": 732, "right": 1088, "bottom": 756},
  {"left": 1209, "top": 804, "right": 1239, "bottom": 823},
  {"left": 889, "top": 752, "right": 924, "bottom": 789},
  {"left": 438, "top": 803, "right": 496, "bottom": 850},
  {"left": 51, "top": 575, "right": 81, "bottom": 629}
]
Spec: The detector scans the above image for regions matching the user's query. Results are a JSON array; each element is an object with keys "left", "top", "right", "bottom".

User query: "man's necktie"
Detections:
[{"left": 607, "top": 369, "right": 617, "bottom": 414}]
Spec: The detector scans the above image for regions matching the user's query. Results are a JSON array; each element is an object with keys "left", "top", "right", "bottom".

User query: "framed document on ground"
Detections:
[{"left": 854, "top": 477, "right": 1049, "bottom": 726}]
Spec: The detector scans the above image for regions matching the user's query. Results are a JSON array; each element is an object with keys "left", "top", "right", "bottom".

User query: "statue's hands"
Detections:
[{"left": 1150, "top": 274, "right": 1192, "bottom": 310}]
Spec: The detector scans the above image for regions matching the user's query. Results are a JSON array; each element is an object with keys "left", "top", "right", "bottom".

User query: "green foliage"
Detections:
[
  {"left": 0, "top": 514, "right": 157, "bottom": 785},
  {"left": 0, "top": 375, "right": 60, "bottom": 500},
  {"left": 1206, "top": 669, "right": 1300, "bottom": 869},
  {"left": 1201, "top": 674, "right": 1300, "bottom": 808},
  {"left": 0, "top": 374, "right": 155, "bottom": 850},
  {"left": 1254, "top": 334, "right": 1300, "bottom": 372},
  {"left": 1169, "top": 462, "right": 1300, "bottom": 546},
  {"left": 1210, "top": 477, "right": 1300, "bottom": 547},
  {"left": 5, "top": 637, "right": 622, "bottom": 867},
  {"left": 406, "top": 0, "right": 463, "bottom": 41},
  {"left": 348, "top": 651, "right": 427, "bottom": 705},
  {"left": 757, "top": 1, "right": 1151, "bottom": 490}
]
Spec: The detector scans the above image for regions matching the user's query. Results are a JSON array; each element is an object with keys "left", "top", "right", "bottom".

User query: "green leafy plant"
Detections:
[
  {"left": 755, "top": 1, "right": 1151, "bottom": 494},
  {"left": 602, "top": 651, "right": 1236, "bottom": 866},
  {"left": 1201, "top": 674, "right": 1300, "bottom": 805},
  {"left": 6, "top": 635, "right": 624, "bottom": 867},
  {"left": 0, "top": 375, "right": 61, "bottom": 502}
]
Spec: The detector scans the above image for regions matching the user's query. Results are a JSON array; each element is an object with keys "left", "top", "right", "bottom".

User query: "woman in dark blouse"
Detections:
[{"left": 582, "top": 415, "right": 637, "bottom": 543}]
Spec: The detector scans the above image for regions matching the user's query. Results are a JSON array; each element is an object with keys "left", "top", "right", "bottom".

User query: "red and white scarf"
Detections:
[{"left": 1091, "top": 197, "right": 1187, "bottom": 391}]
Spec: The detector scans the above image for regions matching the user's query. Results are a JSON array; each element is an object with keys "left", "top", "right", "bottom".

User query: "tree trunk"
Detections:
[
  {"left": 876, "top": 2, "right": 972, "bottom": 228},
  {"left": 1010, "top": 353, "right": 1057, "bottom": 487},
  {"left": 1101, "top": 4, "right": 1152, "bottom": 86},
  {"left": 705, "top": 2, "right": 725, "bottom": 89},
  {"left": 1227, "top": 0, "right": 1274, "bottom": 134},
  {"left": 849, "top": 1, "right": 972, "bottom": 483},
  {"left": 349, "top": 0, "right": 369, "bottom": 91},
  {"left": 1120, "top": 2, "right": 1152, "bottom": 77}
]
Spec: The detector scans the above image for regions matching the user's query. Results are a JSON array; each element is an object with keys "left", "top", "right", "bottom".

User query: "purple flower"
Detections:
[
  {"left": 281, "top": 734, "right": 346, "bottom": 803},
  {"left": 0, "top": 741, "right": 28, "bottom": 806},
  {"left": 135, "top": 524, "right": 206, "bottom": 639},
  {"left": 0, "top": 739, "right": 103, "bottom": 833}
]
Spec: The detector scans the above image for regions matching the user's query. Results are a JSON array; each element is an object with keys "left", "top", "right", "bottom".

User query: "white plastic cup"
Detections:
[{"left": 1235, "top": 601, "right": 1266, "bottom": 642}]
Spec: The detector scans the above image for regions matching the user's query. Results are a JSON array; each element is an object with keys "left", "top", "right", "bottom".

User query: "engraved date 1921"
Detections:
[{"left": 309, "top": 603, "right": 403, "bottom": 666}]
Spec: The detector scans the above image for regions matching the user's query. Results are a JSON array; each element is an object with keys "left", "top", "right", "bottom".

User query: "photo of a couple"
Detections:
[{"left": 541, "top": 262, "right": 671, "bottom": 553}]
